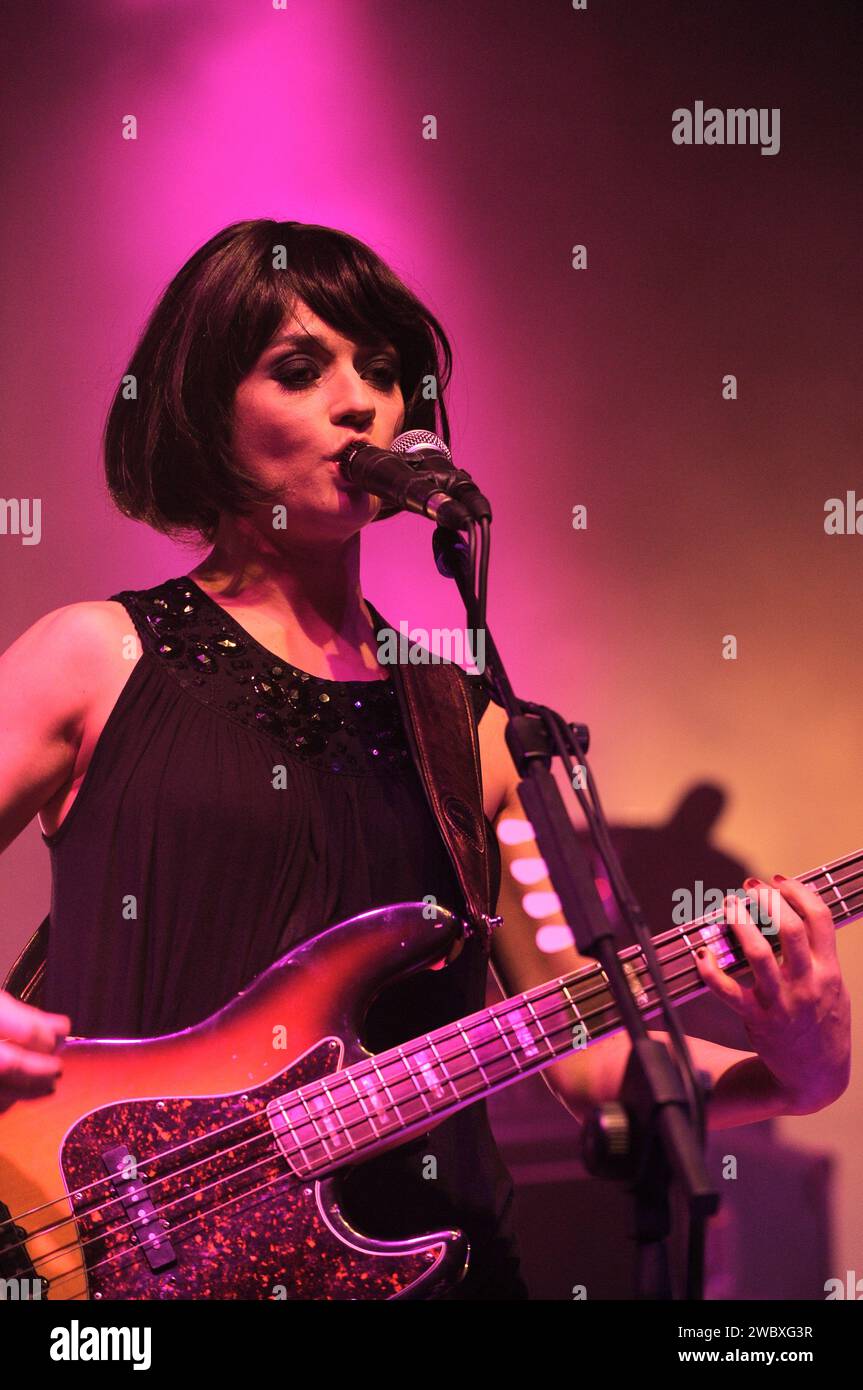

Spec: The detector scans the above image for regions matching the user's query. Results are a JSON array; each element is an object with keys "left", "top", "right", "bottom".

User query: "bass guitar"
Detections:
[{"left": 0, "top": 847, "right": 859, "bottom": 1300}]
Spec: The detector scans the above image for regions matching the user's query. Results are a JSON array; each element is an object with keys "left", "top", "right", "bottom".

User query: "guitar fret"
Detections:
[
  {"left": 283, "top": 1088, "right": 336, "bottom": 1174},
  {"left": 370, "top": 1059, "right": 398, "bottom": 1129},
  {"left": 623, "top": 948, "right": 652, "bottom": 1008},
  {"left": 306, "top": 1086, "right": 349, "bottom": 1161},
  {"left": 823, "top": 867, "right": 851, "bottom": 918},
  {"left": 594, "top": 966, "right": 616, "bottom": 1027},
  {"left": 355, "top": 1068, "right": 391, "bottom": 1136},
  {"left": 561, "top": 980, "right": 587, "bottom": 1050},
  {"left": 271, "top": 1095, "right": 317, "bottom": 1173},
  {"left": 694, "top": 913, "right": 736, "bottom": 970},
  {"left": 341, "top": 1068, "right": 375, "bottom": 1150},
  {"left": 455, "top": 1024, "right": 490, "bottom": 1090},
  {"left": 298, "top": 1089, "right": 328, "bottom": 1152},
  {"left": 490, "top": 1009, "right": 520, "bottom": 1070},
  {"left": 393, "top": 1045, "right": 435, "bottom": 1123},
  {"left": 525, "top": 996, "right": 555, "bottom": 1058},
  {"left": 499, "top": 1002, "right": 543, "bottom": 1064},
  {"left": 448, "top": 1014, "right": 515, "bottom": 1086},
  {"left": 423, "top": 1036, "right": 458, "bottom": 1102},
  {"left": 263, "top": 849, "right": 863, "bottom": 1182},
  {"left": 395, "top": 1045, "right": 428, "bottom": 1098}
]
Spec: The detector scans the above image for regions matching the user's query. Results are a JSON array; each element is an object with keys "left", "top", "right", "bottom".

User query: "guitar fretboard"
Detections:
[{"left": 269, "top": 849, "right": 863, "bottom": 1175}]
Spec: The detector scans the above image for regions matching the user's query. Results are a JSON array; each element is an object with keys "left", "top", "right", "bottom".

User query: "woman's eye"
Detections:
[
  {"left": 273, "top": 359, "right": 399, "bottom": 391},
  {"left": 367, "top": 363, "right": 399, "bottom": 388},
  {"left": 273, "top": 360, "right": 318, "bottom": 388}
]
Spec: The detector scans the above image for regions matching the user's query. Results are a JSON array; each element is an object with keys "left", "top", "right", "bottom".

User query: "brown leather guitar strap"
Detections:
[
  {"left": 368, "top": 601, "right": 499, "bottom": 950},
  {"left": 2, "top": 603, "right": 498, "bottom": 1004},
  {"left": 2, "top": 915, "right": 49, "bottom": 1005}
]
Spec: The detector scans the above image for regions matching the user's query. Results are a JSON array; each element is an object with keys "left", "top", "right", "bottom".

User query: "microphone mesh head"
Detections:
[
  {"left": 389, "top": 429, "right": 452, "bottom": 462},
  {"left": 371, "top": 430, "right": 452, "bottom": 521}
]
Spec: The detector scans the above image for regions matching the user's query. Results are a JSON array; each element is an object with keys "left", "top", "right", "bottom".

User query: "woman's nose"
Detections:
[{"left": 332, "top": 368, "right": 377, "bottom": 420}]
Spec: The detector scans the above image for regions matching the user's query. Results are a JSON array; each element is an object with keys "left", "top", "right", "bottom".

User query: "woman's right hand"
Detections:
[{"left": 0, "top": 990, "right": 70, "bottom": 1114}]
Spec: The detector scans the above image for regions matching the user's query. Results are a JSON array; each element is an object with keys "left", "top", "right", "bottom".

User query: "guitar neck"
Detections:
[{"left": 276, "top": 848, "right": 863, "bottom": 1175}]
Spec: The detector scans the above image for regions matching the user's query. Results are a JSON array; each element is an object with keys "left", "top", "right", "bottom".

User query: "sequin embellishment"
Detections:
[{"left": 108, "top": 577, "right": 413, "bottom": 775}]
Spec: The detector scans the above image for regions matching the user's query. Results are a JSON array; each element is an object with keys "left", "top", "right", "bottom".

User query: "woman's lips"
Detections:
[{"left": 330, "top": 459, "right": 364, "bottom": 490}]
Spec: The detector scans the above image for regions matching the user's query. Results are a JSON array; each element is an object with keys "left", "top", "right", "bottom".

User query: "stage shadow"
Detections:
[
  {"left": 574, "top": 781, "right": 755, "bottom": 1053},
  {"left": 488, "top": 780, "right": 835, "bottom": 1298}
]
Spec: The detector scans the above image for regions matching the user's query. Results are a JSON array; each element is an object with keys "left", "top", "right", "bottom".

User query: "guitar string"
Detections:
[
  {"left": 3, "top": 939, "right": 738, "bottom": 1276},
  {"left": 24, "top": 858, "right": 863, "bottom": 1237},
  {"left": 5, "top": 867, "right": 861, "bottom": 1260},
  {"left": 39, "top": 944, "right": 766, "bottom": 1297},
  {"left": 20, "top": 897, "right": 863, "bottom": 1299},
  {"left": 40, "top": 873, "right": 863, "bottom": 1299},
  {"left": 51, "top": 1165, "right": 354, "bottom": 1299},
  {"left": 50, "top": 849, "right": 863, "bottom": 1300},
  {"left": 10, "top": 852, "right": 860, "bottom": 1239},
  {"left": 7, "top": 869, "right": 863, "bottom": 1291},
  {"left": 0, "top": 900, "right": 755, "bottom": 1234},
  {"left": 5, "top": 864, "right": 860, "bottom": 1233},
  {"left": 12, "top": 881, "right": 862, "bottom": 1286}
]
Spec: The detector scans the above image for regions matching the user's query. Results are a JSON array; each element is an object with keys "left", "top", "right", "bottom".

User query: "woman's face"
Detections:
[{"left": 230, "top": 298, "right": 406, "bottom": 540}]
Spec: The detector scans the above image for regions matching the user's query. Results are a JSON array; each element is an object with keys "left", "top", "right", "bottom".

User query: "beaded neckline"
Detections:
[{"left": 109, "top": 576, "right": 410, "bottom": 776}]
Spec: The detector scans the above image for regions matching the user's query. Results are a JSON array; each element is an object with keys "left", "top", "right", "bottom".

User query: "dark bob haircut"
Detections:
[{"left": 103, "top": 219, "right": 454, "bottom": 547}]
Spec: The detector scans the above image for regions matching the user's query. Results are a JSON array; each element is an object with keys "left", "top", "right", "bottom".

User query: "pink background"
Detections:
[{"left": 1, "top": 0, "right": 860, "bottom": 1289}]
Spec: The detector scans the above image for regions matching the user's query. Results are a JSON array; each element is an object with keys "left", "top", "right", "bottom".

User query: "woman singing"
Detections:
[{"left": 0, "top": 219, "right": 851, "bottom": 1300}]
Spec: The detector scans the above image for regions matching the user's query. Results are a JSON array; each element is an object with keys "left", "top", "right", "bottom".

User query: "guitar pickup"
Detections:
[{"left": 101, "top": 1144, "right": 177, "bottom": 1272}]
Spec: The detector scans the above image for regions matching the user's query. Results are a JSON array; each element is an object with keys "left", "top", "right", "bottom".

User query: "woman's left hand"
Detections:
[{"left": 694, "top": 874, "right": 851, "bottom": 1114}]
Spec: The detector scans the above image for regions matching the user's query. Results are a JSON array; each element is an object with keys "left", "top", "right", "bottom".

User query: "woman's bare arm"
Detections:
[
  {"left": 0, "top": 603, "right": 120, "bottom": 1107},
  {"left": 0, "top": 605, "right": 107, "bottom": 854}
]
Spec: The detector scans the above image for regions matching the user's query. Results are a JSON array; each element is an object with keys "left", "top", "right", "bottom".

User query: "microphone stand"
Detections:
[{"left": 431, "top": 523, "right": 719, "bottom": 1300}]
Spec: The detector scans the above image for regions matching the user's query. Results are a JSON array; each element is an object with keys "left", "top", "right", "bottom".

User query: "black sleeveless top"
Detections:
[{"left": 40, "top": 575, "right": 528, "bottom": 1300}]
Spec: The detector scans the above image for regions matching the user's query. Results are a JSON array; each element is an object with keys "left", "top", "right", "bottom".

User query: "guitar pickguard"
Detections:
[{"left": 56, "top": 1040, "right": 450, "bottom": 1300}]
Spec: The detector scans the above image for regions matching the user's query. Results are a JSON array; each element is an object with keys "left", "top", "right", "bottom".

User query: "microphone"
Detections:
[{"left": 337, "top": 430, "right": 492, "bottom": 529}]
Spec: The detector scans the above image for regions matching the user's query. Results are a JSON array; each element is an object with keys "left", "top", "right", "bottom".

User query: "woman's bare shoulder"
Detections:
[
  {"left": 0, "top": 600, "right": 143, "bottom": 852},
  {"left": 2, "top": 598, "right": 140, "bottom": 670},
  {"left": 0, "top": 600, "right": 142, "bottom": 740}
]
